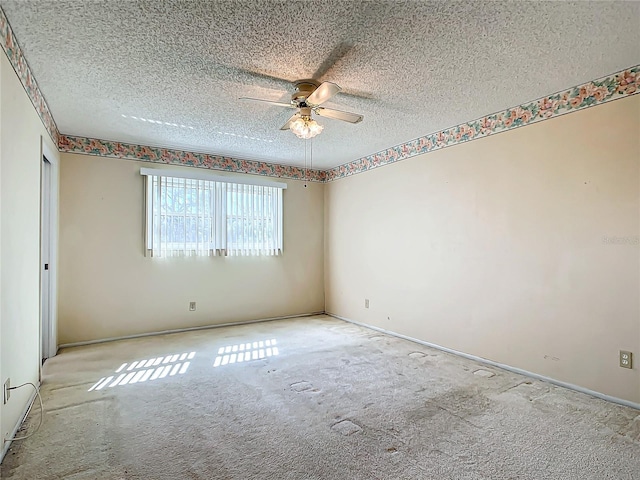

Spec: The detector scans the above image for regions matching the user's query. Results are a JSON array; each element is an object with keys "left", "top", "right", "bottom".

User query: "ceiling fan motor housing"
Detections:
[{"left": 292, "top": 80, "right": 320, "bottom": 105}]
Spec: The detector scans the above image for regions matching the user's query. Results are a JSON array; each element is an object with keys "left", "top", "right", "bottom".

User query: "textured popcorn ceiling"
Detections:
[{"left": 1, "top": 1, "right": 639, "bottom": 169}]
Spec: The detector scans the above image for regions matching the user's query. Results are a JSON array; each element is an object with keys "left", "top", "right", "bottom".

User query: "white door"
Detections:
[{"left": 41, "top": 156, "right": 52, "bottom": 362}]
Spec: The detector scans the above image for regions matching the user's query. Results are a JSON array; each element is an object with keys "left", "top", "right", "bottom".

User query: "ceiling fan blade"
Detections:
[
  {"left": 280, "top": 113, "right": 301, "bottom": 130},
  {"left": 315, "top": 107, "right": 363, "bottom": 124},
  {"left": 306, "top": 82, "right": 341, "bottom": 106},
  {"left": 239, "top": 97, "right": 295, "bottom": 109}
]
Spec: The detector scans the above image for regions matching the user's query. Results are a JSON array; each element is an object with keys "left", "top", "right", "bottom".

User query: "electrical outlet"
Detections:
[
  {"left": 364, "top": 299, "right": 369, "bottom": 309},
  {"left": 3, "top": 378, "right": 10, "bottom": 404},
  {"left": 189, "top": 301, "right": 196, "bottom": 311},
  {"left": 620, "top": 351, "right": 632, "bottom": 369}
]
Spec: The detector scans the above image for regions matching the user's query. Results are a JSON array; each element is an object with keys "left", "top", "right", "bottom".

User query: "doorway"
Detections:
[{"left": 40, "top": 149, "right": 57, "bottom": 363}]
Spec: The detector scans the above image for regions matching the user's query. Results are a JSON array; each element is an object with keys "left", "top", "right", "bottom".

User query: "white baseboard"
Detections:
[
  {"left": 1, "top": 383, "right": 39, "bottom": 464},
  {"left": 327, "top": 312, "right": 640, "bottom": 411},
  {"left": 58, "top": 311, "right": 326, "bottom": 349}
]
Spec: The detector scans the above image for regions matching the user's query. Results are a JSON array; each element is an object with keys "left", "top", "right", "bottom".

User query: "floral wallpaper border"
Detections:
[
  {"left": 59, "top": 135, "right": 327, "bottom": 182},
  {"left": 0, "top": 6, "right": 59, "bottom": 144},
  {"left": 325, "top": 66, "right": 639, "bottom": 182},
  {"left": 51, "top": 66, "right": 640, "bottom": 184},
  {"left": 2, "top": 3, "right": 638, "bottom": 183}
]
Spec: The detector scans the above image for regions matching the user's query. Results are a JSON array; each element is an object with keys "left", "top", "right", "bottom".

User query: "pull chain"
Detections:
[
  {"left": 304, "top": 139, "right": 308, "bottom": 188},
  {"left": 310, "top": 138, "right": 313, "bottom": 177}
]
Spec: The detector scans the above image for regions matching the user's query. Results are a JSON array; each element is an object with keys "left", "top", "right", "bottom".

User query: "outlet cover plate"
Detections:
[{"left": 620, "top": 351, "right": 632, "bottom": 369}]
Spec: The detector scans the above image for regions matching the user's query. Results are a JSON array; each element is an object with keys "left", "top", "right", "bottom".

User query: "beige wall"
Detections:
[
  {"left": 0, "top": 53, "right": 60, "bottom": 445},
  {"left": 58, "top": 153, "right": 324, "bottom": 344},
  {"left": 325, "top": 95, "right": 640, "bottom": 404}
]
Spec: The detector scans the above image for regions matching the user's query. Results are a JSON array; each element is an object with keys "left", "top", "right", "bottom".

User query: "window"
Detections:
[{"left": 142, "top": 169, "right": 284, "bottom": 257}]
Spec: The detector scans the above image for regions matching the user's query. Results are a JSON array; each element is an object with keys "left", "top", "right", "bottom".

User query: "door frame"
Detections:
[{"left": 41, "top": 138, "right": 59, "bottom": 361}]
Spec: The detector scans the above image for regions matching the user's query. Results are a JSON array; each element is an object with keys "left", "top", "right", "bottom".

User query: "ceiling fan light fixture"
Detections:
[{"left": 290, "top": 116, "right": 323, "bottom": 139}]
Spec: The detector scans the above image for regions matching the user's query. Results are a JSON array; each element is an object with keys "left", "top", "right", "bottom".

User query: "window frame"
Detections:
[{"left": 141, "top": 168, "right": 286, "bottom": 257}]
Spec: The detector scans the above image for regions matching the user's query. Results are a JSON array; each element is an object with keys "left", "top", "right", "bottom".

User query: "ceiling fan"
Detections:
[{"left": 240, "top": 79, "right": 364, "bottom": 139}]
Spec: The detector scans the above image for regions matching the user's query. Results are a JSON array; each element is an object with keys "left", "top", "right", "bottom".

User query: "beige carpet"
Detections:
[{"left": 2, "top": 315, "right": 639, "bottom": 479}]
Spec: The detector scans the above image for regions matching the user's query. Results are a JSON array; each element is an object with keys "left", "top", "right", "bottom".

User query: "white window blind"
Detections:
[{"left": 142, "top": 169, "right": 284, "bottom": 257}]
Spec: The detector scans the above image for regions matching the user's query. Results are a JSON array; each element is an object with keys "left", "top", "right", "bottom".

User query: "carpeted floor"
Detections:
[{"left": 1, "top": 315, "right": 639, "bottom": 479}]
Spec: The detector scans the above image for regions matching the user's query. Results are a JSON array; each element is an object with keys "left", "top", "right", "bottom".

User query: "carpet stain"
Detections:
[
  {"left": 408, "top": 351, "right": 427, "bottom": 358},
  {"left": 593, "top": 411, "right": 640, "bottom": 441},
  {"left": 331, "top": 420, "right": 362, "bottom": 436},
  {"left": 368, "top": 335, "right": 386, "bottom": 341},
  {"left": 52, "top": 468, "right": 105, "bottom": 479},
  {"left": 330, "top": 325, "right": 361, "bottom": 334},
  {"left": 45, "top": 397, "right": 113, "bottom": 413},
  {"left": 4, "top": 315, "right": 639, "bottom": 480},
  {"left": 48, "top": 381, "right": 95, "bottom": 391},
  {"left": 473, "top": 369, "right": 496, "bottom": 378},
  {"left": 2, "top": 399, "right": 114, "bottom": 479},
  {"left": 497, "top": 380, "right": 550, "bottom": 402},
  {"left": 407, "top": 386, "right": 492, "bottom": 427},
  {"left": 290, "top": 381, "right": 314, "bottom": 392}
]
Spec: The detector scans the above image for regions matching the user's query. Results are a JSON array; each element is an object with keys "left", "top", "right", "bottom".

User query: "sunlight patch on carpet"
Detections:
[
  {"left": 213, "top": 338, "right": 279, "bottom": 367},
  {"left": 88, "top": 351, "right": 195, "bottom": 391}
]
